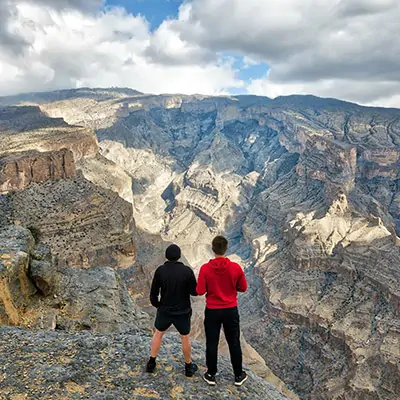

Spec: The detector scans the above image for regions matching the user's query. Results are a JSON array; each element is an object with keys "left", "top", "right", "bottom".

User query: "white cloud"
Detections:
[
  {"left": 242, "top": 56, "right": 261, "bottom": 69},
  {"left": 0, "top": 2, "right": 243, "bottom": 96},
  {"left": 168, "top": 0, "right": 400, "bottom": 106},
  {"left": 248, "top": 75, "right": 400, "bottom": 108},
  {"left": 144, "top": 19, "right": 216, "bottom": 66}
]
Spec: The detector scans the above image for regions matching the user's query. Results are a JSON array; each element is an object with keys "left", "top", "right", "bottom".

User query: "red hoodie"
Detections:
[{"left": 196, "top": 257, "right": 248, "bottom": 309}]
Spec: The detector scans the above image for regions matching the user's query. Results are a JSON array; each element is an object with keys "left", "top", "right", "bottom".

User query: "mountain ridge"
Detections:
[{"left": 2, "top": 87, "right": 400, "bottom": 112}]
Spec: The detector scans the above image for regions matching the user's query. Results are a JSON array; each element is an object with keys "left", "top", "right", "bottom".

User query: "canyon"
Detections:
[{"left": 0, "top": 88, "right": 399, "bottom": 399}]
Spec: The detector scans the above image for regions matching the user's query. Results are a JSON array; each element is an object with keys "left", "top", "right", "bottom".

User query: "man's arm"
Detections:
[
  {"left": 188, "top": 269, "right": 198, "bottom": 296},
  {"left": 149, "top": 268, "right": 161, "bottom": 308},
  {"left": 196, "top": 266, "right": 207, "bottom": 296},
  {"left": 236, "top": 267, "right": 248, "bottom": 293}
]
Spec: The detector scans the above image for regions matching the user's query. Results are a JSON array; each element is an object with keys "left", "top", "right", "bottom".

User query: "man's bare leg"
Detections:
[
  {"left": 151, "top": 329, "right": 165, "bottom": 358},
  {"left": 146, "top": 329, "right": 165, "bottom": 373},
  {"left": 181, "top": 334, "right": 198, "bottom": 377},
  {"left": 180, "top": 334, "right": 192, "bottom": 364}
]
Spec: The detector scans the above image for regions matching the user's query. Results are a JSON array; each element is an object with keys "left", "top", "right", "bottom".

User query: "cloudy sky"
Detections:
[{"left": 0, "top": 0, "right": 399, "bottom": 107}]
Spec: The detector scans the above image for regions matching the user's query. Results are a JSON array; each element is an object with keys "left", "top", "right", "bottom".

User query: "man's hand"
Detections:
[{"left": 196, "top": 265, "right": 207, "bottom": 296}]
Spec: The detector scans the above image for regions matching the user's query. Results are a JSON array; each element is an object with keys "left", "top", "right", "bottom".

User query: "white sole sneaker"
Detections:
[
  {"left": 203, "top": 375, "right": 216, "bottom": 386},
  {"left": 234, "top": 374, "right": 248, "bottom": 386}
]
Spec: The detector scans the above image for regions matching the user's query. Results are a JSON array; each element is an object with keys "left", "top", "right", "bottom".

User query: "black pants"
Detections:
[{"left": 204, "top": 306, "right": 243, "bottom": 376}]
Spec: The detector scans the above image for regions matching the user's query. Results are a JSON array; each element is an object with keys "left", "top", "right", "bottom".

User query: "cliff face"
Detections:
[
  {"left": 0, "top": 105, "right": 151, "bottom": 333},
  {"left": 0, "top": 149, "right": 76, "bottom": 193},
  {"left": 0, "top": 225, "right": 148, "bottom": 332},
  {"left": 0, "top": 106, "right": 140, "bottom": 270},
  {"left": 3, "top": 89, "right": 400, "bottom": 399}
]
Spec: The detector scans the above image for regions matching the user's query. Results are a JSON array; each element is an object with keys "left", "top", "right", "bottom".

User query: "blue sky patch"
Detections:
[{"left": 105, "top": 0, "right": 183, "bottom": 29}]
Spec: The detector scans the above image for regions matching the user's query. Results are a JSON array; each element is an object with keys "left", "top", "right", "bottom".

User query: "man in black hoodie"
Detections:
[{"left": 146, "top": 244, "right": 198, "bottom": 377}]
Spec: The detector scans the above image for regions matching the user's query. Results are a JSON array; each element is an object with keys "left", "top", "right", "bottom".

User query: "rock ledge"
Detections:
[{"left": 0, "top": 327, "right": 287, "bottom": 400}]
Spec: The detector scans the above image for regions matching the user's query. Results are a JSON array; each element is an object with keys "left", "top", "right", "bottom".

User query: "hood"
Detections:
[{"left": 209, "top": 257, "right": 230, "bottom": 275}]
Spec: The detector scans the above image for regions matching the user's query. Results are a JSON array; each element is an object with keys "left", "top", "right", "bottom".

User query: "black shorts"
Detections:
[{"left": 155, "top": 309, "right": 192, "bottom": 335}]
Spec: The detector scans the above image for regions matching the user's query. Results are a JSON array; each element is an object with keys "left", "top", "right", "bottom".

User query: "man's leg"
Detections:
[
  {"left": 173, "top": 312, "right": 193, "bottom": 363},
  {"left": 173, "top": 312, "right": 198, "bottom": 377},
  {"left": 180, "top": 334, "right": 192, "bottom": 364},
  {"left": 150, "top": 329, "right": 165, "bottom": 358},
  {"left": 146, "top": 310, "right": 171, "bottom": 373},
  {"left": 204, "top": 308, "right": 221, "bottom": 376},
  {"left": 180, "top": 333, "right": 198, "bottom": 377},
  {"left": 222, "top": 307, "right": 243, "bottom": 377}
]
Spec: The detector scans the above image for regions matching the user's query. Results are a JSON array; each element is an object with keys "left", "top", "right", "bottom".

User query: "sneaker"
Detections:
[
  {"left": 203, "top": 372, "right": 216, "bottom": 386},
  {"left": 146, "top": 358, "right": 156, "bottom": 373},
  {"left": 185, "top": 362, "right": 198, "bottom": 377},
  {"left": 234, "top": 371, "right": 248, "bottom": 386}
]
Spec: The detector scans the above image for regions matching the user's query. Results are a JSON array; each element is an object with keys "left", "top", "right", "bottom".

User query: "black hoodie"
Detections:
[{"left": 150, "top": 261, "right": 197, "bottom": 315}]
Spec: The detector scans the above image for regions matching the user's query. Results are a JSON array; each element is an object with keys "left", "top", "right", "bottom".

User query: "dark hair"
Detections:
[
  {"left": 212, "top": 236, "right": 228, "bottom": 255},
  {"left": 165, "top": 244, "right": 181, "bottom": 261}
]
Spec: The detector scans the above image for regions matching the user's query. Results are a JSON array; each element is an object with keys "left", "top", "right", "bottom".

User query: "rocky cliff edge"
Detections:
[{"left": 0, "top": 328, "right": 287, "bottom": 400}]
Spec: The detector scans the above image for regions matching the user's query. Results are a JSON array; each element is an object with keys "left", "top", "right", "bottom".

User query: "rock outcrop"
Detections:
[
  {"left": 3, "top": 89, "right": 400, "bottom": 399},
  {"left": 0, "top": 327, "right": 287, "bottom": 400},
  {"left": 0, "top": 225, "right": 37, "bottom": 326},
  {"left": 3, "top": 175, "right": 137, "bottom": 269},
  {"left": 0, "top": 105, "right": 141, "bottom": 270},
  {"left": 0, "top": 224, "right": 149, "bottom": 333},
  {"left": 0, "top": 148, "right": 76, "bottom": 193}
]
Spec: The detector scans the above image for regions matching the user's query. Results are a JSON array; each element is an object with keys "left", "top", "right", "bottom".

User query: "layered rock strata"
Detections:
[{"left": 0, "top": 148, "right": 76, "bottom": 193}]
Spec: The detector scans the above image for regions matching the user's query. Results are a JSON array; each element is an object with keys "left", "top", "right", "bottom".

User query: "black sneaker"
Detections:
[
  {"left": 203, "top": 372, "right": 216, "bottom": 386},
  {"left": 185, "top": 362, "right": 198, "bottom": 377},
  {"left": 234, "top": 371, "right": 248, "bottom": 386},
  {"left": 146, "top": 358, "right": 156, "bottom": 373}
]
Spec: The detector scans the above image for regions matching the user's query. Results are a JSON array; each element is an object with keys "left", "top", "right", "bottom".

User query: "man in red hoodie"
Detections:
[{"left": 196, "top": 236, "right": 248, "bottom": 386}]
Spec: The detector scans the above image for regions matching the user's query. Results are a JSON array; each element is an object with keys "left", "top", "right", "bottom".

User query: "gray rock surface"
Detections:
[
  {"left": 0, "top": 225, "right": 37, "bottom": 326},
  {"left": 3, "top": 175, "right": 137, "bottom": 269},
  {"left": 0, "top": 224, "right": 149, "bottom": 333},
  {"left": 0, "top": 327, "right": 287, "bottom": 400},
  {"left": 30, "top": 256, "right": 149, "bottom": 333}
]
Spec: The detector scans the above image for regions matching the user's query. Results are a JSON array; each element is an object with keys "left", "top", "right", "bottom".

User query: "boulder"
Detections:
[
  {"left": 0, "top": 224, "right": 149, "bottom": 333},
  {"left": 0, "top": 225, "right": 37, "bottom": 325}
]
